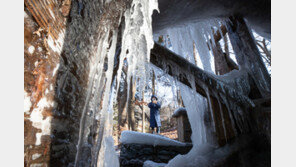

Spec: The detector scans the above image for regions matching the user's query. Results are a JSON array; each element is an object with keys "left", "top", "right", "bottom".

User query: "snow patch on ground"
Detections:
[{"left": 120, "top": 131, "right": 186, "bottom": 146}]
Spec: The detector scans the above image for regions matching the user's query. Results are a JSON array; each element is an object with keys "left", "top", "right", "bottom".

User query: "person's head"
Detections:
[{"left": 151, "top": 95, "right": 158, "bottom": 102}]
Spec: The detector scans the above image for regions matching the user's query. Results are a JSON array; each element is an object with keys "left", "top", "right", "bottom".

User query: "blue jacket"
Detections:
[{"left": 148, "top": 95, "right": 161, "bottom": 127}]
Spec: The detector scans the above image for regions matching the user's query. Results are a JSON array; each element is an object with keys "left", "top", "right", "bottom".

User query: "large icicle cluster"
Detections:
[
  {"left": 116, "top": 0, "right": 159, "bottom": 98},
  {"left": 70, "top": 0, "right": 157, "bottom": 166},
  {"left": 74, "top": 23, "right": 120, "bottom": 167},
  {"left": 97, "top": 0, "right": 159, "bottom": 166},
  {"left": 162, "top": 82, "right": 246, "bottom": 167},
  {"left": 154, "top": 19, "right": 228, "bottom": 73}
]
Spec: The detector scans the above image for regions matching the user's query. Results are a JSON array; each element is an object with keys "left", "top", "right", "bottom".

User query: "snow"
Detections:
[
  {"left": 29, "top": 97, "right": 53, "bottom": 145},
  {"left": 52, "top": 64, "right": 60, "bottom": 76},
  {"left": 24, "top": 91, "right": 31, "bottom": 114},
  {"left": 35, "top": 133, "right": 42, "bottom": 146},
  {"left": 32, "top": 153, "right": 41, "bottom": 160},
  {"left": 38, "top": 47, "right": 43, "bottom": 52},
  {"left": 49, "top": 9, "right": 55, "bottom": 20},
  {"left": 30, "top": 163, "right": 43, "bottom": 167},
  {"left": 120, "top": 131, "right": 187, "bottom": 146},
  {"left": 47, "top": 31, "right": 65, "bottom": 54},
  {"left": 143, "top": 160, "right": 167, "bottom": 167},
  {"left": 28, "top": 46, "right": 35, "bottom": 54}
]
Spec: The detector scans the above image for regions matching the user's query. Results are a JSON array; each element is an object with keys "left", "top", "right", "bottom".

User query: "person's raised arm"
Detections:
[
  {"left": 156, "top": 102, "right": 161, "bottom": 109},
  {"left": 148, "top": 102, "right": 152, "bottom": 108}
]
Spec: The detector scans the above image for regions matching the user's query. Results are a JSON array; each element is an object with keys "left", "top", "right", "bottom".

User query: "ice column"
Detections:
[
  {"left": 166, "top": 82, "right": 215, "bottom": 167},
  {"left": 116, "top": 0, "right": 159, "bottom": 97}
]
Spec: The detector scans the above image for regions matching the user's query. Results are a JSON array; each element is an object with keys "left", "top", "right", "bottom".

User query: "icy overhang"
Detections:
[{"left": 152, "top": 0, "right": 270, "bottom": 39}]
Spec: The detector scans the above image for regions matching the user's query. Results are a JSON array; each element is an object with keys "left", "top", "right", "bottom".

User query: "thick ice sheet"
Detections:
[{"left": 120, "top": 131, "right": 186, "bottom": 146}]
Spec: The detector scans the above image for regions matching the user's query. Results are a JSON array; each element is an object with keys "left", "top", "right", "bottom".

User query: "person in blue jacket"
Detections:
[{"left": 148, "top": 95, "right": 161, "bottom": 134}]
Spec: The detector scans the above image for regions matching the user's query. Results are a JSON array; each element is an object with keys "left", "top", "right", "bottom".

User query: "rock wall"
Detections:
[
  {"left": 24, "top": 0, "right": 69, "bottom": 166},
  {"left": 24, "top": 0, "right": 130, "bottom": 166},
  {"left": 120, "top": 143, "right": 193, "bottom": 167}
]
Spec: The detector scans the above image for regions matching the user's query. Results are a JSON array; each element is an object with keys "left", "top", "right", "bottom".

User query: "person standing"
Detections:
[{"left": 148, "top": 95, "right": 161, "bottom": 134}]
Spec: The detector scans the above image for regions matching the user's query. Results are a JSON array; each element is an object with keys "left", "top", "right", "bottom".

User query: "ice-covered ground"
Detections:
[{"left": 120, "top": 131, "right": 187, "bottom": 146}]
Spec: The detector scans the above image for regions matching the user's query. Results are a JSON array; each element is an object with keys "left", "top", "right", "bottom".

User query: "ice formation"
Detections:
[
  {"left": 163, "top": 83, "right": 215, "bottom": 166},
  {"left": 120, "top": 131, "right": 187, "bottom": 147},
  {"left": 149, "top": 64, "right": 177, "bottom": 107},
  {"left": 116, "top": 0, "right": 159, "bottom": 97},
  {"left": 154, "top": 19, "right": 228, "bottom": 73},
  {"left": 74, "top": 28, "right": 119, "bottom": 166},
  {"left": 87, "top": 0, "right": 159, "bottom": 166}
]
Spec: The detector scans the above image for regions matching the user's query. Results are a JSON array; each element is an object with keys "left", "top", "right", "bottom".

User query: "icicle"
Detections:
[
  {"left": 75, "top": 30, "right": 111, "bottom": 166},
  {"left": 219, "top": 93, "right": 238, "bottom": 136},
  {"left": 214, "top": 92, "right": 228, "bottom": 143},
  {"left": 115, "top": 0, "right": 159, "bottom": 99},
  {"left": 179, "top": 82, "right": 209, "bottom": 146},
  {"left": 205, "top": 87, "right": 216, "bottom": 133}
]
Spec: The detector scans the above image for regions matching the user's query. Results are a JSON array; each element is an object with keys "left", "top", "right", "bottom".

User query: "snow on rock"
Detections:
[
  {"left": 29, "top": 97, "right": 53, "bottom": 145},
  {"left": 120, "top": 131, "right": 186, "bottom": 146},
  {"left": 28, "top": 45, "right": 35, "bottom": 54},
  {"left": 143, "top": 160, "right": 167, "bottom": 167},
  {"left": 32, "top": 153, "right": 42, "bottom": 161},
  {"left": 24, "top": 91, "right": 32, "bottom": 114}
]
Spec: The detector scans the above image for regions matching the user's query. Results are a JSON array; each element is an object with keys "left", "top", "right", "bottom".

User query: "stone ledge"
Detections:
[{"left": 120, "top": 143, "right": 192, "bottom": 167}]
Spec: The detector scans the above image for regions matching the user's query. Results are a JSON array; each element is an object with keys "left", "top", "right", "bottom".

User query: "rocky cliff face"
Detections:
[
  {"left": 24, "top": 0, "right": 130, "bottom": 166},
  {"left": 24, "top": 0, "right": 68, "bottom": 165}
]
